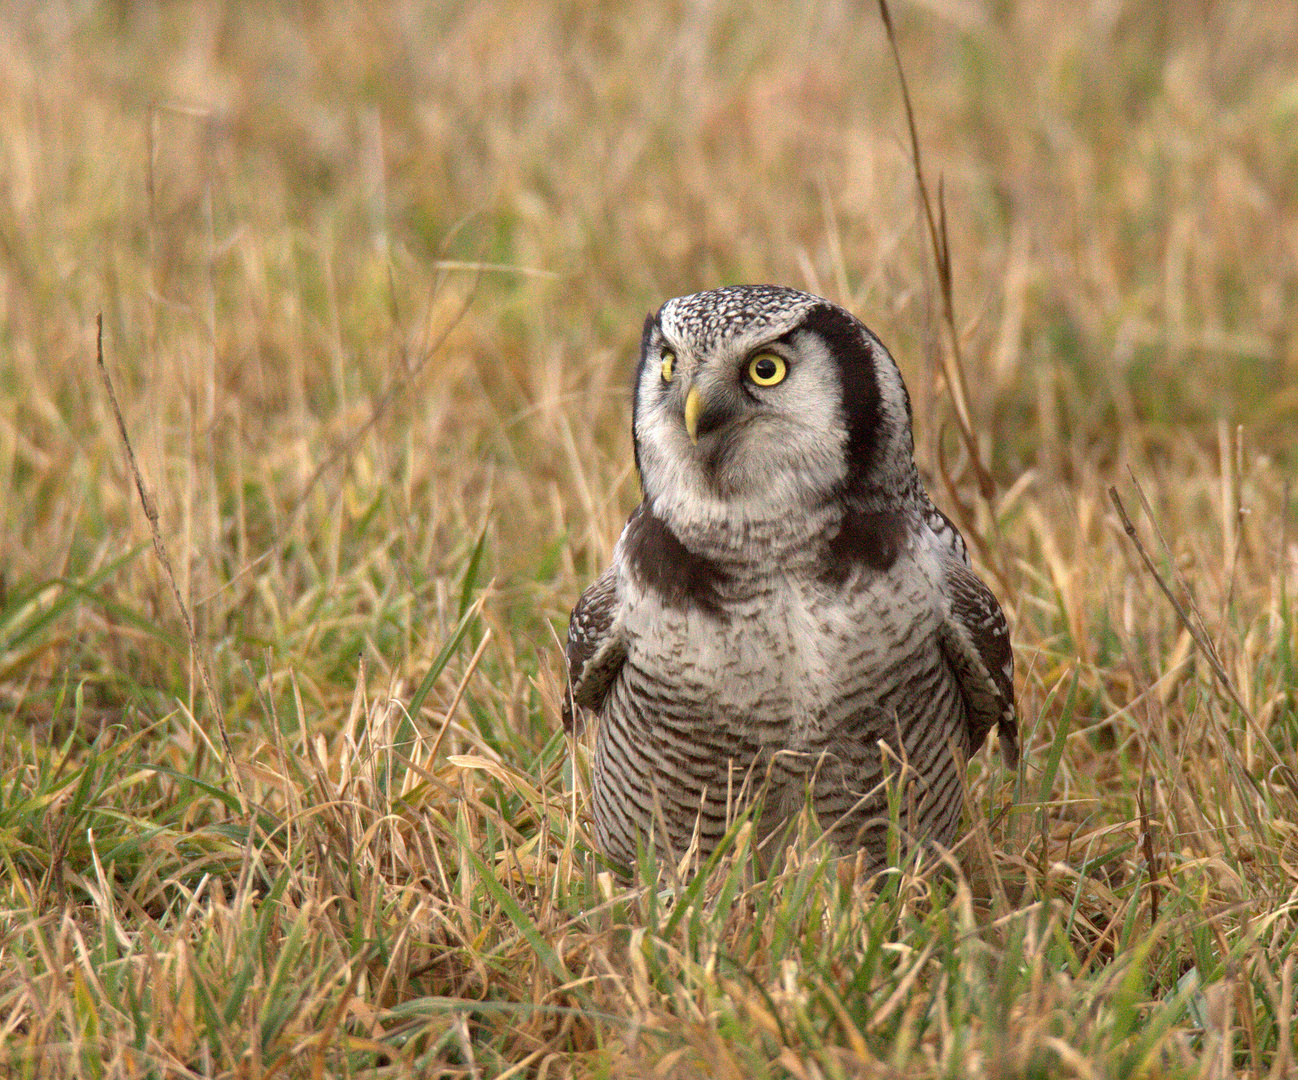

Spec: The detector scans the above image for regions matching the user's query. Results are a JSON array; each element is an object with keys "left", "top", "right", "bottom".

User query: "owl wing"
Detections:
[
  {"left": 923, "top": 500, "right": 971, "bottom": 568},
  {"left": 937, "top": 552, "right": 1019, "bottom": 768},
  {"left": 563, "top": 562, "right": 626, "bottom": 734}
]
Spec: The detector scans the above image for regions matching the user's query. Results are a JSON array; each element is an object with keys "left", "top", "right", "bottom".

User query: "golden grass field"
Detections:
[{"left": 1, "top": 1, "right": 1296, "bottom": 1076}]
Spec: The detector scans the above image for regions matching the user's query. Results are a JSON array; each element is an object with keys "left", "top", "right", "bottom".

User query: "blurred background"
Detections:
[
  {"left": 1, "top": 2, "right": 1296, "bottom": 1071},
  {"left": 3, "top": 4, "right": 1294, "bottom": 669}
]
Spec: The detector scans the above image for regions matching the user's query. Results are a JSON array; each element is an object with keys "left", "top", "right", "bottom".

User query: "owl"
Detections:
[{"left": 564, "top": 285, "right": 1016, "bottom": 875}]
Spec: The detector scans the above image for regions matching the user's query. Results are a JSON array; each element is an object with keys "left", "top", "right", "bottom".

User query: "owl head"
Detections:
[{"left": 631, "top": 285, "right": 917, "bottom": 526}]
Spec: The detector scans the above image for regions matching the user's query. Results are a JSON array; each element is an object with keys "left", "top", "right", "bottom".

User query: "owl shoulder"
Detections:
[
  {"left": 926, "top": 513, "right": 1019, "bottom": 766},
  {"left": 564, "top": 558, "right": 625, "bottom": 733}
]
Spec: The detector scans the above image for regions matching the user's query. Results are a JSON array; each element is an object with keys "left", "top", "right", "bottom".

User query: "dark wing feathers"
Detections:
[
  {"left": 563, "top": 564, "right": 625, "bottom": 734},
  {"left": 938, "top": 559, "right": 1019, "bottom": 767}
]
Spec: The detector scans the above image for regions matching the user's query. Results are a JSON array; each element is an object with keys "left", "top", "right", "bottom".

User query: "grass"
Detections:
[{"left": 1, "top": 0, "right": 1296, "bottom": 1075}]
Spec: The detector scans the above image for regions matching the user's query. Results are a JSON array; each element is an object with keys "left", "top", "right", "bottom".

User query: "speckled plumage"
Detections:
[{"left": 566, "top": 285, "right": 1016, "bottom": 875}]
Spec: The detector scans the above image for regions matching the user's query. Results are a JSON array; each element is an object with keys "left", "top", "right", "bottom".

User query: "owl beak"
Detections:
[{"left": 684, "top": 384, "right": 703, "bottom": 444}]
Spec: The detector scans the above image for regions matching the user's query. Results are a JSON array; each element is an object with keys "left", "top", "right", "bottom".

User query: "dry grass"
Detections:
[{"left": 1, "top": 0, "right": 1296, "bottom": 1076}]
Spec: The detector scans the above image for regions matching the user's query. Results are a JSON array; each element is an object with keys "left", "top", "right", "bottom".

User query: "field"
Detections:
[{"left": 2, "top": 1, "right": 1297, "bottom": 1076}]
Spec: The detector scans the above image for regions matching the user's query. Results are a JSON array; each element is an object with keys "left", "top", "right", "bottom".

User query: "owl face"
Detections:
[{"left": 631, "top": 286, "right": 914, "bottom": 523}]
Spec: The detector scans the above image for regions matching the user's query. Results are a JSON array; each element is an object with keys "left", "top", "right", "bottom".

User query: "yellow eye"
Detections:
[
  {"left": 747, "top": 352, "right": 787, "bottom": 387},
  {"left": 661, "top": 350, "right": 675, "bottom": 383}
]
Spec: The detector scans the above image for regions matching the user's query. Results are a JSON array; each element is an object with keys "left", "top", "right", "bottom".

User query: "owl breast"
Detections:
[{"left": 590, "top": 549, "right": 970, "bottom": 872}]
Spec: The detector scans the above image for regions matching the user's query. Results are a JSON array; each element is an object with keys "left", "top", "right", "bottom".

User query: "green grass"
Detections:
[{"left": 2, "top": 0, "right": 1297, "bottom": 1075}]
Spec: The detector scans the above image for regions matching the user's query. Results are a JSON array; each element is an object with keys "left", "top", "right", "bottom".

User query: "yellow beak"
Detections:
[{"left": 684, "top": 384, "right": 703, "bottom": 445}]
